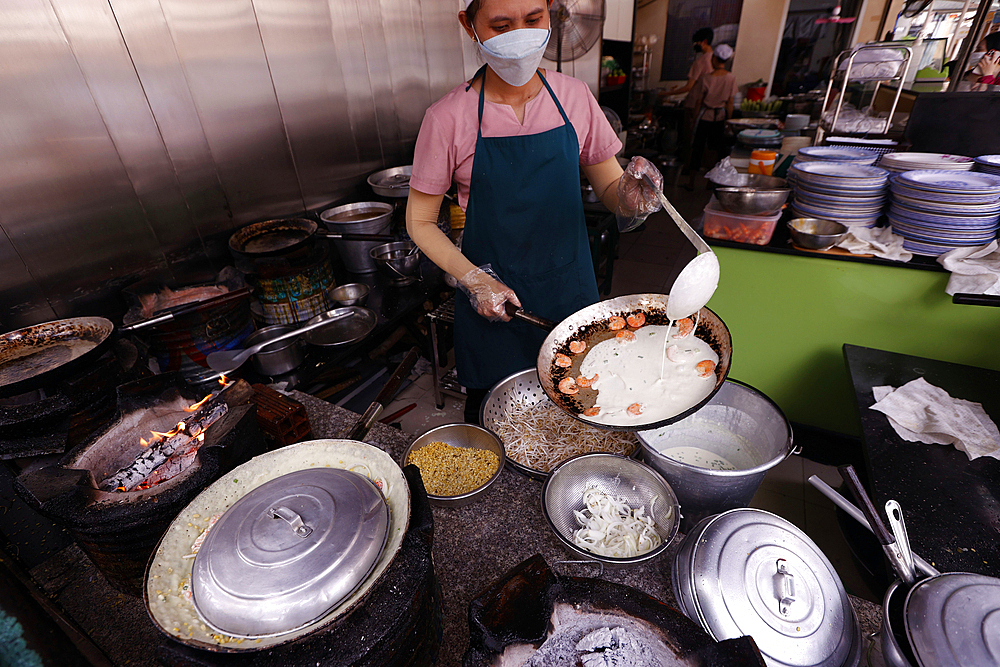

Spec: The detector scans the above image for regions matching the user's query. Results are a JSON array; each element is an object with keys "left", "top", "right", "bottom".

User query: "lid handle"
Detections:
[
  {"left": 776, "top": 559, "right": 795, "bottom": 615},
  {"left": 270, "top": 505, "right": 312, "bottom": 538}
]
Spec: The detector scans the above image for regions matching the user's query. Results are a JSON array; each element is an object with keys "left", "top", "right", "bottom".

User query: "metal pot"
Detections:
[
  {"left": 320, "top": 203, "right": 394, "bottom": 273},
  {"left": 636, "top": 379, "right": 795, "bottom": 532},
  {"left": 245, "top": 324, "right": 305, "bottom": 375},
  {"left": 672, "top": 508, "right": 862, "bottom": 667},
  {"left": 228, "top": 217, "right": 394, "bottom": 260},
  {"left": 367, "top": 166, "right": 411, "bottom": 198}
]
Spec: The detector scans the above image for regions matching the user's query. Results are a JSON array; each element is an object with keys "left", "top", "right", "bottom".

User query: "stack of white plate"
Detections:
[
  {"left": 974, "top": 155, "right": 1000, "bottom": 176},
  {"left": 789, "top": 162, "right": 890, "bottom": 228},
  {"left": 791, "top": 146, "right": 879, "bottom": 166},
  {"left": 888, "top": 169, "right": 1000, "bottom": 256},
  {"left": 878, "top": 152, "right": 975, "bottom": 175}
]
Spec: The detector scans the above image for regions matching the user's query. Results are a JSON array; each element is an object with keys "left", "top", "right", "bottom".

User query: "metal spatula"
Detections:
[{"left": 206, "top": 312, "right": 352, "bottom": 373}]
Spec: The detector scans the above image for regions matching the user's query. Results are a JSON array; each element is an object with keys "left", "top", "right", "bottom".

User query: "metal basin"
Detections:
[
  {"left": 370, "top": 242, "right": 420, "bottom": 285},
  {"left": 330, "top": 283, "right": 370, "bottom": 307},
  {"left": 715, "top": 185, "right": 791, "bottom": 215},
  {"left": 788, "top": 217, "right": 848, "bottom": 250},
  {"left": 636, "top": 379, "right": 794, "bottom": 532}
]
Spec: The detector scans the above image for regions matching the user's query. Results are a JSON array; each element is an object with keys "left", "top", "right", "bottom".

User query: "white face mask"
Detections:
[
  {"left": 475, "top": 28, "right": 550, "bottom": 87},
  {"left": 970, "top": 51, "right": 987, "bottom": 68}
]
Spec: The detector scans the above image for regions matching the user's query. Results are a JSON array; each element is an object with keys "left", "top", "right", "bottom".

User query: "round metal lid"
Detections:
[
  {"left": 687, "top": 509, "right": 860, "bottom": 667},
  {"left": 191, "top": 468, "right": 389, "bottom": 638},
  {"left": 905, "top": 572, "right": 1000, "bottom": 667}
]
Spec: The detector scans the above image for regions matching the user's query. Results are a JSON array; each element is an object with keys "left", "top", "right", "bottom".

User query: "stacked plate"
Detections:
[
  {"left": 792, "top": 146, "right": 879, "bottom": 166},
  {"left": 888, "top": 169, "right": 1000, "bottom": 256},
  {"left": 878, "top": 152, "right": 974, "bottom": 175},
  {"left": 974, "top": 155, "right": 1000, "bottom": 176},
  {"left": 789, "top": 161, "right": 889, "bottom": 228}
]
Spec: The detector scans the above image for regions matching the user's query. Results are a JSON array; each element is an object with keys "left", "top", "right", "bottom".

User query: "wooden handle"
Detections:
[
  {"left": 838, "top": 465, "right": 895, "bottom": 546},
  {"left": 504, "top": 302, "right": 556, "bottom": 330},
  {"left": 345, "top": 346, "right": 420, "bottom": 441}
]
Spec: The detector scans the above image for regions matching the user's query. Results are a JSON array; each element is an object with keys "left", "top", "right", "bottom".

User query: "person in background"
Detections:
[
  {"left": 687, "top": 44, "right": 737, "bottom": 190},
  {"left": 966, "top": 32, "right": 1000, "bottom": 90},
  {"left": 664, "top": 27, "right": 714, "bottom": 163},
  {"left": 406, "top": 0, "right": 664, "bottom": 424}
]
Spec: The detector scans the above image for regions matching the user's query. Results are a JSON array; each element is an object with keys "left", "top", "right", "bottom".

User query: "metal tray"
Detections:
[{"left": 302, "top": 306, "right": 377, "bottom": 347}]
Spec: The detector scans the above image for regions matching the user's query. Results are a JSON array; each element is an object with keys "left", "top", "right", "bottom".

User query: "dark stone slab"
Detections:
[{"left": 843, "top": 343, "right": 1000, "bottom": 577}]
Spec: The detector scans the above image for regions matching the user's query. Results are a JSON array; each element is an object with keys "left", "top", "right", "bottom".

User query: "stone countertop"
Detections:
[{"left": 293, "top": 391, "right": 884, "bottom": 666}]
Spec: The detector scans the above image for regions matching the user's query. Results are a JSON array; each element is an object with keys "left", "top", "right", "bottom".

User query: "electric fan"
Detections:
[{"left": 546, "top": 0, "right": 607, "bottom": 72}]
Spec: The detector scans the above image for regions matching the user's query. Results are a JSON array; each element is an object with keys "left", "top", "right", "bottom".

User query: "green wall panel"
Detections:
[{"left": 708, "top": 247, "right": 1000, "bottom": 436}]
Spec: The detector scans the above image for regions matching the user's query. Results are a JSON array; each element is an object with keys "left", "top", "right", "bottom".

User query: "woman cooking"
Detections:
[{"left": 407, "top": 0, "right": 665, "bottom": 424}]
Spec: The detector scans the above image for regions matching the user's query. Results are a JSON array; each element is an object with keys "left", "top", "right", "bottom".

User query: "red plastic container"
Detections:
[
  {"left": 746, "top": 85, "right": 767, "bottom": 101},
  {"left": 703, "top": 201, "right": 780, "bottom": 245}
]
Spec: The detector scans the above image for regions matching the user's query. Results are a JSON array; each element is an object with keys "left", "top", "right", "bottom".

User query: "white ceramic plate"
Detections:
[{"left": 897, "top": 169, "right": 1000, "bottom": 193}]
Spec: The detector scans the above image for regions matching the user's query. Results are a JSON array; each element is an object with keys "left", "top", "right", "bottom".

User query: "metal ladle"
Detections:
[
  {"left": 641, "top": 174, "right": 720, "bottom": 318},
  {"left": 206, "top": 312, "right": 353, "bottom": 373}
]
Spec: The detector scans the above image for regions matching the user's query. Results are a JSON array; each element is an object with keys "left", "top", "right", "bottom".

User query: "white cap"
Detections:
[
  {"left": 714, "top": 44, "right": 734, "bottom": 61},
  {"left": 463, "top": 0, "right": 474, "bottom": 7}
]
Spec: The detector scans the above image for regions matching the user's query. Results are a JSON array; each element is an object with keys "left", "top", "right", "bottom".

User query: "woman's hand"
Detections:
[
  {"left": 458, "top": 266, "right": 521, "bottom": 322},
  {"left": 615, "top": 156, "right": 664, "bottom": 231},
  {"left": 977, "top": 50, "right": 1000, "bottom": 78}
]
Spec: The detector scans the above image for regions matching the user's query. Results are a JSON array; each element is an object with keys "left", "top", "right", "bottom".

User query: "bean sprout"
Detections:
[
  {"left": 492, "top": 399, "right": 637, "bottom": 473},
  {"left": 571, "top": 488, "right": 663, "bottom": 558}
]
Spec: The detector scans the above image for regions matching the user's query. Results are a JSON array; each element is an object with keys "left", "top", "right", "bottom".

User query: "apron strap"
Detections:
[
  {"left": 537, "top": 73, "right": 571, "bottom": 126},
  {"left": 476, "top": 68, "right": 569, "bottom": 136}
]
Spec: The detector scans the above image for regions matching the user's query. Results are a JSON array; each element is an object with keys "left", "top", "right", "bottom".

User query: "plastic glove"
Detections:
[
  {"left": 457, "top": 265, "right": 521, "bottom": 322},
  {"left": 616, "top": 156, "right": 664, "bottom": 232}
]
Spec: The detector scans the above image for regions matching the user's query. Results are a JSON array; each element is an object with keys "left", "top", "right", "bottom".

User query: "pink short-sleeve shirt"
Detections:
[{"left": 410, "top": 71, "right": 622, "bottom": 211}]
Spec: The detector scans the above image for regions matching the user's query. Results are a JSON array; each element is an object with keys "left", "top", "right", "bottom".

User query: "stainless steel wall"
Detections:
[{"left": 0, "top": 0, "right": 466, "bottom": 329}]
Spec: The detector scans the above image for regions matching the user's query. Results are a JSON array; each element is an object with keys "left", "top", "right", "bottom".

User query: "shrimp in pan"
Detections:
[{"left": 558, "top": 377, "right": 578, "bottom": 395}]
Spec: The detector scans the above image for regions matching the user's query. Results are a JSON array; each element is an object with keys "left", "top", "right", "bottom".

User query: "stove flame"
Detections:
[
  {"left": 140, "top": 437, "right": 149, "bottom": 447},
  {"left": 184, "top": 394, "right": 212, "bottom": 412}
]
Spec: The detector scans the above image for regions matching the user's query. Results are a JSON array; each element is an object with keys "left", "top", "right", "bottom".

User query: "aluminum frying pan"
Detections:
[
  {"left": 228, "top": 218, "right": 394, "bottom": 258},
  {"left": 0, "top": 317, "right": 115, "bottom": 397},
  {"left": 507, "top": 293, "right": 732, "bottom": 431}
]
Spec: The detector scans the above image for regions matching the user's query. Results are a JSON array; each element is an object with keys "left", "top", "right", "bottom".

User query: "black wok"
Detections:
[
  {"left": 228, "top": 217, "right": 394, "bottom": 259},
  {"left": 506, "top": 293, "right": 733, "bottom": 431},
  {"left": 0, "top": 317, "right": 115, "bottom": 398}
]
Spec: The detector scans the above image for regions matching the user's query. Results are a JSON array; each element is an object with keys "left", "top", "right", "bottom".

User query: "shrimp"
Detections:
[
  {"left": 626, "top": 312, "right": 646, "bottom": 328},
  {"left": 674, "top": 318, "right": 694, "bottom": 339},
  {"left": 616, "top": 330, "right": 636, "bottom": 342},
  {"left": 627, "top": 403, "right": 644, "bottom": 416},
  {"left": 555, "top": 353, "right": 572, "bottom": 368},
  {"left": 608, "top": 316, "right": 626, "bottom": 330},
  {"left": 558, "top": 377, "right": 578, "bottom": 395},
  {"left": 665, "top": 344, "right": 685, "bottom": 363},
  {"left": 576, "top": 373, "right": 598, "bottom": 388},
  {"left": 583, "top": 406, "right": 601, "bottom": 417},
  {"left": 696, "top": 359, "right": 717, "bottom": 378},
  {"left": 569, "top": 340, "right": 587, "bottom": 354}
]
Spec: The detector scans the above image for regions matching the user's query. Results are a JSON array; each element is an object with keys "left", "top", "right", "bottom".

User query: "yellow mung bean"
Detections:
[{"left": 406, "top": 441, "right": 499, "bottom": 496}]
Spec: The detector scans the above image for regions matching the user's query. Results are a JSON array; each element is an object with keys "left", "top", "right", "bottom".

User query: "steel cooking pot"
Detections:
[
  {"left": 672, "top": 508, "right": 862, "bottom": 667},
  {"left": 228, "top": 217, "right": 394, "bottom": 259}
]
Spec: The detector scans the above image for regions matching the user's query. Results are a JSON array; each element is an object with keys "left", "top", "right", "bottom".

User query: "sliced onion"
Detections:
[{"left": 571, "top": 487, "right": 664, "bottom": 558}]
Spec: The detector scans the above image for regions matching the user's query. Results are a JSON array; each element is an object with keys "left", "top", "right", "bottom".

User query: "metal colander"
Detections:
[
  {"left": 480, "top": 368, "right": 640, "bottom": 480},
  {"left": 541, "top": 453, "right": 680, "bottom": 565}
]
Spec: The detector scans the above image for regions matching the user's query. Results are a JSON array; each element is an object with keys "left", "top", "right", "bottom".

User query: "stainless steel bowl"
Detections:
[
  {"left": 367, "top": 165, "right": 412, "bottom": 198},
  {"left": 329, "top": 283, "right": 370, "bottom": 307},
  {"left": 542, "top": 453, "right": 680, "bottom": 565},
  {"left": 714, "top": 186, "right": 791, "bottom": 215},
  {"left": 788, "top": 217, "right": 848, "bottom": 250},
  {"left": 370, "top": 241, "right": 421, "bottom": 285},
  {"left": 709, "top": 173, "right": 787, "bottom": 190},
  {"left": 245, "top": 324, "right": 304, "bottom": 375},
  {"left": 401, "top": 423, "right": 505, "bottom": 508}
]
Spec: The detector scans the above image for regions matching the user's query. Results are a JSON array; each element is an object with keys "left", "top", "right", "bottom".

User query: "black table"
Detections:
[{"left": 844, "top": 343, "right": 1000, "bottom": 577}]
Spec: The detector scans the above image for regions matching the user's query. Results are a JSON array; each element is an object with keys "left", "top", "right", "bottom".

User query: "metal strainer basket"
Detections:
[
  {"left": 480, "top": 368, "right": 639, "bottom": 480},
  {"left": 542, "top": 453, "right": 680, "bottom": 565}
]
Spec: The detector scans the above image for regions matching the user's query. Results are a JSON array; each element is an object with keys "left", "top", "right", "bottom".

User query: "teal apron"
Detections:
[{"left": 455, "top": 66, "right": 600, "bottom": 390}]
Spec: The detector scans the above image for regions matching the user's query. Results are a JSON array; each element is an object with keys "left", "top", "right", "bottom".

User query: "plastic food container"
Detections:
[
  {"left": 748, "top": 149, "right": 777, "bottom": 175},
  {"left": 703, "top": 200, "right": 781, "bottom": 245}
]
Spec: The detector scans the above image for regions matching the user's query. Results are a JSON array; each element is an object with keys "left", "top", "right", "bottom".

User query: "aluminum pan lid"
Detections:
[
  {"left": 685, "top": 508, "right": 860, "bottom": 667},
  {"left": 191, "top": 468, "right": 389, "bottom": 638},
  {"left": 905, "top": 572, "right": 1000, "bottom": 667}
]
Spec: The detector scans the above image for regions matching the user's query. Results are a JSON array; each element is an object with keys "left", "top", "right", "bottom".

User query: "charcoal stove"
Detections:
[
  {"left": 15, "top": 373, "right": 266, "bottom": 596},
  {"left": 0, "top": 340, "right": 143, "bottom": 460}
]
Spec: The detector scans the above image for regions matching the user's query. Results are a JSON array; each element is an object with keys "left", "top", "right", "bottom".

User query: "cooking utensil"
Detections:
[
  {"left": 787, "top": 218, "right": 848, "bottom": 250},
  {"left": 714, "top": 186, "right": 791, "bottom": 215},
  {"left": 228, "top": 217, "right": 394, "bottom": 259},
  {"left": 370, "top": 241, "right": 421, "bottom": 285},
  {"left": 885, "top": 500, "right": 917, "bottom": 585},
  {"left": 367, "top": 165, "right": 412, "bottom": 198},
  {"left": 401, "top": 423, "right": 505, "bottom": 508},
  {"left": 206, "top": 312, "right": 352, "bottom": 372},
  {"left": 191, "top": 467, "right": 390, "bottom": 638},
  {"left": 479, "top": 367, "right": 641, "bottom": 480},
  {"left": 0, "top": 317, "right": 115, "bottom": 397},
  {"left": 542, "top": 453, "right": 680, "bottom": 565},
  {"left": 673, "top": 508, "right": 862, "bottom": 667},
  {"left": 806, "top": 475, "right": 939, "bottom": 577},
  {"left": 320, "top": 203, "right": 395, "bottom": 274},
  {"left": 643, "top": 174, "right": 713, "bottom": 256},
  {"left": 505, "top": 294, "right": 732, "bottom": 432},
  {"left": 329, "top": 283, "right": 370, "bottom": 307},
  {"left": 345, "top": 347, "right": 420, "bottom": 441},
  {"left": 710, "top": 173, "right": 788, "bottom": 190},
  {"left": 301, "top": 306, "right": 377, "bottom": 347},
  {"left": 244, "top": 324, "right": 305, "bottom": 375},
  {"left": 119, "top": 288, "right": 251, "bottom": 333},
  {"left": 838, "top": 465, "right": 914, "bottom": 586}
]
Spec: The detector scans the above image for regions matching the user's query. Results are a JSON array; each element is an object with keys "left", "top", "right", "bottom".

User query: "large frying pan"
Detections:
[
  {"left": 0, "top": 317, "right": 115, "bottom": 398},
  {"left": 508, "top": 293, "right": 732, "bottom": 432},
  {"left": 228, "top": 217, "right": 394, "bottom": 259}
]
